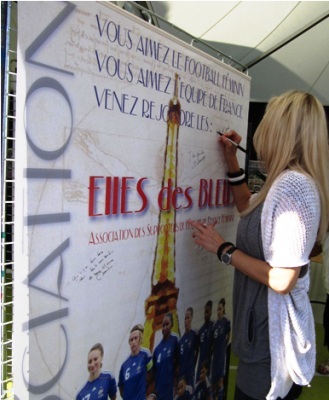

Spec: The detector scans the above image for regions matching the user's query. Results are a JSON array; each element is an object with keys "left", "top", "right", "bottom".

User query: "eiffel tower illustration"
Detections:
[{"left": 143, "top": 74, "right": 181, "bottom": 350}]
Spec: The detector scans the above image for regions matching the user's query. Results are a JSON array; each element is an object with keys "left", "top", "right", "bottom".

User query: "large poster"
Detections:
[{"left": 14, "top": 2, "right": 250, "bottom": 399}]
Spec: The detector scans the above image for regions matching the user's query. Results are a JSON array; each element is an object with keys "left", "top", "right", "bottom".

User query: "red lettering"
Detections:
[
  {"left": 198, "top": 179, "right": 234, "bottom": 208},
  {"left": 105, "top": 177, "right": 112, "bottom": 215},
  {"left": 120, "top": 177, "right": 133, "bottom": 214},
  {"left": 172, "top": 187, "right": 183, "bottom": 209},
  {"left": 158, "top": 179, "right": 193, "bottom": 211},
  {"left": 136, "top": 177, "right": 148, "bottom": 212},
  {"left": 88, "top": 176, "right": 104, "bottom": 216},
  {"left": 90, "top": 176, "right": 149, "bottom": 216},
  {"left": 184, "top": 187, "right": 193, "bottom": 209}
]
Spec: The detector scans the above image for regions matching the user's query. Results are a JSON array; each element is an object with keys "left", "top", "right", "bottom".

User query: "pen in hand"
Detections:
[{"left": 217, "top": 131, "right": 247, "bottom": 153}]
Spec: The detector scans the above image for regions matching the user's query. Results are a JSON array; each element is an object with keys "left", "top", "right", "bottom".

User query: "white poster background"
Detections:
[{"left": 15, "top": 2, "right": 250, "bottom": 398}]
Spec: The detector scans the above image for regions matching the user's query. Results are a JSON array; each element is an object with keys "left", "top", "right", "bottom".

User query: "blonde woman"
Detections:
[{"left": 189, "top": 91, "right": 329, "bottom": 400}]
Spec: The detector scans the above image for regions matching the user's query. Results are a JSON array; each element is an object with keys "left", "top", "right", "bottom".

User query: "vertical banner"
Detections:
[{"left": 15, "top": 2, "right": 250, "bottom": 399}]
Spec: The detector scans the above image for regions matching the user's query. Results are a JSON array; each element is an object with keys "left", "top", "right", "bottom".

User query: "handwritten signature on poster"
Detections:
[
  {"left": 68, "top": 250, "right": 114, "bottom": 284},
  {"left": 190, "top": 149, "right": 206, "bottom": 169}
]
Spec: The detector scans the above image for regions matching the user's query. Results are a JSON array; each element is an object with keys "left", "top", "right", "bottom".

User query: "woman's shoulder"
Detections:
[
  {"left": 170, "top": 332, "right": 179, "bottom": 341},
  {"left": 270, "top": 170, "right": 318, "bottom": 199},
  {"left": 140, "top": 346, "right": 152, "bottom": 357},
  {"left": 263, "top": 170, "right": 320, "bottom": 221},
  {"left": 100, "top": 370, "right": 116, "bottom": 380},
  {"left": 275, "top": 170, "right": 314, "bottom": 186}
]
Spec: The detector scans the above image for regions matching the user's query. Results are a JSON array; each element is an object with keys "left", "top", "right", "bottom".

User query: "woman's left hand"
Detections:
[{"left": 189, "top": 220, "right": 224, "bottom": 254}]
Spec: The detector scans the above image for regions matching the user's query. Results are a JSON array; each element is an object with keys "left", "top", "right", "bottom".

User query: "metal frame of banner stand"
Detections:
[
  {"left": 1, "top": 1, "right": 16, "bottom": 398},
  {"left": 114, "top": 1, "right": 249, "bottom": 74},
  {"left": 123, "top": 2, "right": 329, "bottom": 78}
]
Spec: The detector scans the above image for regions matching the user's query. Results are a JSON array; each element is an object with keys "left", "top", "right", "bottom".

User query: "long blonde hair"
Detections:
[{"left": 246, "top": 90, "right": 329, "bottom": 242}]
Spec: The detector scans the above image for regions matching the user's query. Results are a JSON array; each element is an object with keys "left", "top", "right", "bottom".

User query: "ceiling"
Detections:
[{"left": 136, "top": 1, "right": 329, "bottom": 105}]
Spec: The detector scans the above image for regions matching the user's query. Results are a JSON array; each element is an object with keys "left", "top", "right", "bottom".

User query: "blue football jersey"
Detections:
[
  {"left": 119, "top": 349, "right": 152, "bottom": 400},
  {"left": 76, "top": 371, "right": 117, "bottom": 400},
  {"left": 211, "top": 317, "right": 231, "bottom": 381},
  {"left": 153, "top": 333, "right": 179, "bottom": 400},
  {"left": 178, "top": 329, "right": 199, "bottom": 387}
]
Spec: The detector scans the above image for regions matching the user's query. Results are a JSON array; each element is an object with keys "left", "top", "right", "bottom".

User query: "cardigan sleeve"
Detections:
[
  {"left": 263, "top": 171, "right": 319, "bottom": 399},
  {"left": 261, "top": 171, "right": 320, "bottom": 267}
]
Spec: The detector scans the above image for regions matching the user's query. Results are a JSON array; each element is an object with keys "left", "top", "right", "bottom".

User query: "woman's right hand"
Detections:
[
  {"left": 219, "top": 130, "right": 251, "bottom": 212},
  {"left": 219, "top": 130, "right": 242, "bottom": 172},
  {"left": 219, "top": 130, "right": 242, "bottom": 156}
]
